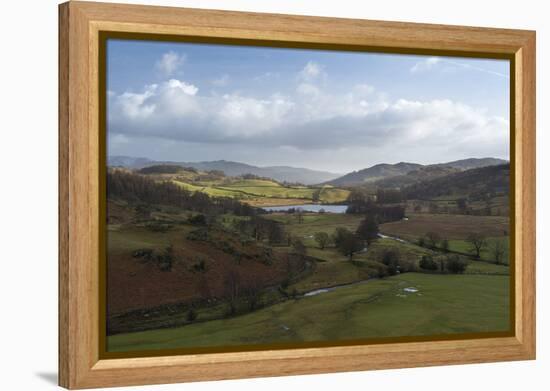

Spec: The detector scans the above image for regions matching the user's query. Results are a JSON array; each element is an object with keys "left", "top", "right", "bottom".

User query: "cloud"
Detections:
[
  {"left": 108, "top": 74, "right": 508, "bottom": 156},
  {"left": 253, "top": 72, "right": 279, "bottom": 82},
  {"left": 411, "top": 56, "right": 509, "bottom": 79},
  {"left": 410, "top": 57, "right": 441, "bottom": 73},
  {"left": 299, "top": 61, "right": 325, "bottom": 81},
  {"left": 155, "top": 51, "right": 186, "bottom": 77},
  {"left": 211, "top": 74, "right": 230, "bottom": 87},
  {"left": 442, "top": 59, "right": 509, "bottom": 79},
  {"left": 107, "top": 53, "right": 508, "bottom": 163},
  {"left": 165, "top": 79, "right": 198, "bottom": 95}
]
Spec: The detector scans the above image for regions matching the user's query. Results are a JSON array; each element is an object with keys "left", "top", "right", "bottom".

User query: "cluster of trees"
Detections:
[
  {"left": 465, "top": 234, "right": 507, "bottom": 264},
  {"left": 346, "top": 197, "right": 405, "bottom": 223},
  {"left": 402, "top": 164, "right": 509, "bottom": 204},
  {"left": 412, "top": 198, "right": 504, "bottom": 216},
  {"left": 233, "top": 216, "right": 287, "bottom": 245},
  {"left": 321, "top": 214, "right": 379, "bottom": 261},
  {"left": 419, "top": 254, "right": 468, "bottom": 274},
  {"left": 418, "top": 231, "right": 507, "bottom": 265},
  {"left": 222, "top": 268, "right": 265, "bottom": 316},
  {"left": 195, "top": 170, "right": 225, "bottom": 182},
  {"left": 223, "top": 247, "right": 309, "bottom": 316},
  {"left": 138, "top": 164, "right": 186, "bottom": 174},
  {"left": 376, "top": 188, "right": 403, "bottom": 204},
  {"left": 107, "top": 170, "right": 256, "bottom": 216},
  {"left": 418, "top": 232, "right": 450, "bottom": 252},
  {"left": 132, "top": 245, "right": 174, "bottom": 272}
]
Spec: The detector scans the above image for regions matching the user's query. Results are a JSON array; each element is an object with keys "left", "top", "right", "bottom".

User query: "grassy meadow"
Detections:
[
  {"left": 172, "top": 177, "right": 350, "bottom": 207},
  {"left": 108, "top": 273, "right": 510, "bottom": 352},
  {"left": 106, "top": 165, "right": 511, "bottom": 352}
]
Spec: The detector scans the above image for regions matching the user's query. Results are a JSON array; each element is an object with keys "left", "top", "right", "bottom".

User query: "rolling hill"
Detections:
[
  {"left": 402, "top": 163, "right": 510, "bottom": 200},
  {"left": 325, "top": 158, "right": 508, "bottom": 187},
  {"left": 325, "top": 162, "right": 423, "bottom": 187},
  {"left": 108, "top": 156, "right": 340, "bottom": 185}
]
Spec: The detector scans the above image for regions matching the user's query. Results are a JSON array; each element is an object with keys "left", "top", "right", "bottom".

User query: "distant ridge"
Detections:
[
  {"left": 107, "top": 156, "right": 340, "bottom": 185},
  {"left": 324, "top": 158, "right": 508, "bottom": 187}
]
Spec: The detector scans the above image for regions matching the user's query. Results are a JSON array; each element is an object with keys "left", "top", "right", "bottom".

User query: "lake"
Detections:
[{"left": 262, "top": 204, "right": 348, "bottom": 213}]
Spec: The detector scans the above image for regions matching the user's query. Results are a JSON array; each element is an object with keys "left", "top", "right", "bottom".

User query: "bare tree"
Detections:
[
  {"left": 223, "top": 268, "right": 241, "bottom": 316},
  {"left": 466, "top": 233, "right": 487, "bottom": 259},
  {"left": 441, "top": 238, "right": 450, "bottom": 253},
  {"left": 296, "top": 208, "right": 304, "bottom": 224},
  {"left": 492, "top": 239, "right": 507, "bottom": 264},
  {"left": 356, "top": 215, "right": 379, "bottom": 245},
  {"left": 425, "top": 231, "right": 440, "bottom": 249},
  {"left": 291, "top": 238, "right": 307, "bottom": 256},
  {"left": 314, "top": 232, "right": 330, "bottom": 250},
  {"left": 336, "top": 229, "right": 363, "bottom": 262},
  {"left": 242, "top": 279, "right": 262, "bottom": 311}
]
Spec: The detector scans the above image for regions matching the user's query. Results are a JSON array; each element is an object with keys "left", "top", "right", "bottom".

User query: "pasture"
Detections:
[
  {"left": 108, "top": 273, "right": 510, "bottom": 352},
  {"left": 448, "top": 237, "right": 510, "bottom": 264},
  {"left": 380, "top": 213, "right": 509, "bottom": 241},
  {"left": 172, "top": 178, "right": 350, "bottom": 206}
]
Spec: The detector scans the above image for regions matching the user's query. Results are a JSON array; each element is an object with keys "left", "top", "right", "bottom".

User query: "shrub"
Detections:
[
  {"left": 156, "top": 245, "right": 174, "bottom": 272},
  {"left": 262, "top": 247, "right": 274, "bottom": 265},
  {"left": 419, "top": 255, "right": 438, "bottom": 271},
  {"left": 291, "top": 238, "right": 307, "bottom": 256},
  {"left": 145, "top": 221, "right": 173, "bottom": 232},
  {"left": 381, "top": 249, "right": 400, "bottom": 275},
  {"left": 132, "top": 248, "right": 153, "bottom": 261},
  {"left": 365, "top": 261, "right": 389, "bottom": 278},
  {"left": 425, "top": 231, "right": 440, "bottom": 249},
  {"left": 441, "top": 238, "right": 450, "bottom": 252},
  {"left": 191, "top": 258, "right": 207, "bottom": 273},
  {"left": 186, "top": 308, "right": 197, "bottom": 322},
  {"left": 187, "top": 228, "right": 208, "bottom": 241},
  {"left": 445, "top": 254, "right": 468, "bottom": 274},
  {"left": 399, "top": 259, "right": 418, "bottom": 273},
  {"left": 188, "top": 213, "right": 207, "bottom": 226}
]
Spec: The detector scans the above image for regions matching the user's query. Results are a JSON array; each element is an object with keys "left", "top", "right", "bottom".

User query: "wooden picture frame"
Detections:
[{"left": 59, "top": 1, "right": 536, "bottom": 389}]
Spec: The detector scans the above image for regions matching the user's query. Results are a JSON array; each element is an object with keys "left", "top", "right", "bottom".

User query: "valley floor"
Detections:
[{"left": 107, "top": 272, "right": 510, "bottom": 352}]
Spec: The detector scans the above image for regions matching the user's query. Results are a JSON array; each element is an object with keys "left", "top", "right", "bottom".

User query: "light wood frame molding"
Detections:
[{"left": 59, "top": 1, "right": 536, "bottom": 389}]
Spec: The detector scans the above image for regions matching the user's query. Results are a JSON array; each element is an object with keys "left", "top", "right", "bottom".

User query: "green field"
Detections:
[
  {"left": 266, "top": 213, "right": 364, "bottom": 243},
  {"left": 172, "top": 178, "right": 350, "bottom": 206},
  {"left": 108, "top": 273, "right": 510, "bottom": 352},
  {"left": 448, "top": 237, "right": 510, "bottom": 264}
]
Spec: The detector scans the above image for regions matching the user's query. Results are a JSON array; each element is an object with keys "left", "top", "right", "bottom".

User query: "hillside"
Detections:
[
  {"left": 402, "top": 163, "right": 510, "bottom": 201},
  {"left": 375, "top": 166, "right": 459, "bottom": 189},
  {"left": 435, "top": 157, "right": 507, "bottom": 170},
  {"left": 325, "top": 162, "right": 422, "bottom": 187},
  {"left": 326, "top": 157, "right": 508, "bottom": 187},
  {"left": 111, "top": 166, "right": 350, "bottom": 207},
  {"left": 108, "top": 156, "right": 340, "bottom": 185}
]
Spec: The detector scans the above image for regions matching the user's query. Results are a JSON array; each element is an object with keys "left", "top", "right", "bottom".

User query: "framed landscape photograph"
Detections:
[{"left": 59, "top": 1, "right": 536, "bottom": 389}]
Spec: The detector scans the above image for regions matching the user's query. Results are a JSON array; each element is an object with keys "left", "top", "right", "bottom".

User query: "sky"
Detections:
[{"left": 107, "top": 39, "right": 510, "bottom": 173}]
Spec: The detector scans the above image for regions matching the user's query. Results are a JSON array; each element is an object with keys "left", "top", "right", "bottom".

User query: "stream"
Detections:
[
  {"left": 300, "top": 233, "right": 410, "bottom": 298},
  {"left": 303, "top": 279, "right": 374, "bottom": 297}
]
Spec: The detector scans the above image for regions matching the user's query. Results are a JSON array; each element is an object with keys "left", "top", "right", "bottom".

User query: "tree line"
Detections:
[
  {"left": 107, "top": 170, "right": 256, "bottom": 216},
  {"left": 345, "top": 189, "right": 405, "bottom": 222}
]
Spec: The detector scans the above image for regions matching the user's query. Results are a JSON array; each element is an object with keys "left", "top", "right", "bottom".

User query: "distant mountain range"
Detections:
[
  {"left": 107, "top": 156, "right": 341, "bottom": 185},
  {"left": 109, "top": 156, "right": 507, "bottom": 187},
  {"left": 324, "top": 158, "right": 508, "bottom": 187}
]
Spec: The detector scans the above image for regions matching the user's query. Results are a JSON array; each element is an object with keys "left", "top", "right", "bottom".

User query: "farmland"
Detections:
[
  {"left": 148, "top": 167, "right": 353, "bottom": 206},
  {"left": 108, "top": 273, "right": 510, "bottom": 352},
  {"left": 106, "top": 161, "right": 511, "bottom": 352},
  {"left": 380, "top": 213, "right": 509, "bottom": 241}
]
